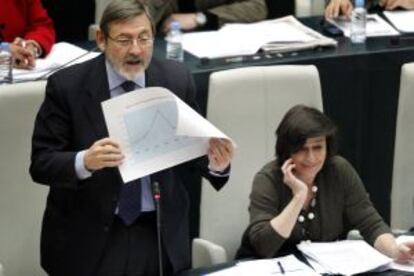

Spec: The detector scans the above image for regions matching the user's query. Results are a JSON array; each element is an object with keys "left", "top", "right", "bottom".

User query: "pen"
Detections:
[{"left": 277, "top": 261, "right": 285, "bottom": 274}]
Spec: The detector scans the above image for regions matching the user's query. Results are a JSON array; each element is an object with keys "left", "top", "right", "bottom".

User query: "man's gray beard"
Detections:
[{"left": 107, "top": 56, "right": 143, "bottom": 81}]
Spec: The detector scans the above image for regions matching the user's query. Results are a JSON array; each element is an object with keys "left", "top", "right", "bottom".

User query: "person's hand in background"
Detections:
[
  {"left": 10, "top": 37, "right": 41, "bottom": 69},
  {"left": 162, "top": 13, "right": 198, "bottom": 33},
  {"left": 380, "top": 0, "right": 414, "bottom": 10},
  {"left": 325, "top": 0, "right": 353, "bottom": 18}
]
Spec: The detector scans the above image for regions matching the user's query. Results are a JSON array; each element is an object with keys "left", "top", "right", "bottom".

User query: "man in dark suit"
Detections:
[{"left": 30, "top": 1, "right": 234, "bottom": 275}]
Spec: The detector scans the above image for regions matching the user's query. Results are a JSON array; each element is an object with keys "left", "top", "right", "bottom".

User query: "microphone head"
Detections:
[{"left": 152, "top": 181, "right": 161, "bottom": 199}]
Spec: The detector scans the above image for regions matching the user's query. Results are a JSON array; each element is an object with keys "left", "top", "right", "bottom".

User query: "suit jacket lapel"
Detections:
[
  {"left": 82, "top": 54, "right": 111, "bottom": 140},
  {"left": 146, "top": 61, "right": 160, "bottom": 88},
  {"left": 147, "top": 59, "right": 172, "bottom": 89}
]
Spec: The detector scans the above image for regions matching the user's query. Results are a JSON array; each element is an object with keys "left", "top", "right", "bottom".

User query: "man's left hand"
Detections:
[{"left": 207, "top": 138, "right": 234, "bottom": 172}]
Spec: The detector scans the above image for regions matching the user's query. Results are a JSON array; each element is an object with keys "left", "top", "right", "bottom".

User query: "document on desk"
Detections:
[
  {"left": 183, "top": 16, "right": 337, "bottom": 59},
  {"left": 327, "top": 14, "right": 399, "bottom": 37},
  {"left": 13, "top": 42, "right": 99, "bottom": 82},
  {"left": 384, "top": 10, "right": 414, "bottom": 33},
  {"left": 298, "top": 240, "right": 392, "bottom": 275},
  {"left": 206, "top": 255, "right": 320, "bottom": 276},
  {"left": 101, "top": 87, "right": 232, "bottom": 183}
]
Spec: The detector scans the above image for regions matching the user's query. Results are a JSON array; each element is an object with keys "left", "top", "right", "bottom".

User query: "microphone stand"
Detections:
[
  {"left": 34, "top": 46, "right": 98, "bottom": 81},
  {"left": 152, "top": 181, "right": 163, "bottom": 276}
]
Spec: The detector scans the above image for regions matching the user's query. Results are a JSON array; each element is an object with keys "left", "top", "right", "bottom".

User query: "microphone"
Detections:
[
  {"left": 387, "top": 36, "right": 414, "bottom": 48},
  {"left": 152, "top": 181, "right": 163, "bottom": 276},
  {"left": 33, "top": 46, "right": 99, "bottom": 81}
]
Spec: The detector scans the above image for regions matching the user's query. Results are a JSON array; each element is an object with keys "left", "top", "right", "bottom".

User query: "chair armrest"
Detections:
[{"left": 192, "top": 238, "right": 228, "bottom": 268}]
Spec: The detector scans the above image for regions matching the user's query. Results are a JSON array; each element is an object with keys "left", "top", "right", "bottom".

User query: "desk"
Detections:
[
  {"left": 153, "top": 16, "right": 414, "bottom": 235},
  {"left": 180, "top": 264, "right": 414, "bottom": 276},
  {"left": 178, "top": 260, "right": 414, "bottom": 276}
]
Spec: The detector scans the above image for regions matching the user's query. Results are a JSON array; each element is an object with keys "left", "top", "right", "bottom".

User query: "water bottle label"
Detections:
[
  {"left": 0, "top": 51, "right": 13, "bottom": 84},
  {"left": 350, "top": 7, "right": 366, "bottom": 43},
  {"left": 166, "top": 22, "right": 184, "bottom": 62}
]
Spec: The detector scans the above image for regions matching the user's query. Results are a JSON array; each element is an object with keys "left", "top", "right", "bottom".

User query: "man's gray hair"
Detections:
[{"left": 99, "top": 0, "right": 155, "bottom": 37}]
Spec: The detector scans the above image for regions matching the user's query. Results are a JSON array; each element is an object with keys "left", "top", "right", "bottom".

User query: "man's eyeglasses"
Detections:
[{"left": 107, "top": 35, "right": 154, "bottom": 48}]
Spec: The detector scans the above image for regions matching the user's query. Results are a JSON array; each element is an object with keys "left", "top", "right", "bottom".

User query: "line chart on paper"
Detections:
[{"left": 123, "top": 100, "right": 198, "bottom": 163}]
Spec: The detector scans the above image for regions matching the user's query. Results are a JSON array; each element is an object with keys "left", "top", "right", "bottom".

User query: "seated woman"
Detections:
[
  {"left": 325, "top": 0, "right": 414, "bottom": 18},
  {"left": 236, "top": 105, "right": 414, "bottom": 262},
  {"left": 0, "top": 0, "right": 55, "bottom": 69}
]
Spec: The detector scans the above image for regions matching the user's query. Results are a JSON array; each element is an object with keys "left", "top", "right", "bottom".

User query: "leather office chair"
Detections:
[
  {"left": 192, "top": 65, "right": 323, "bottom": 268},
  {"left": 391, "top": 63, "right": 414, "bottom": 231},
  {"left": 295, "top": 0, "right": 325, "bottom": 17},
  {"left": 0, "top": 81, "right": 48, "bottom": 276},
  {"left": 88, "top": 0, "right": 112, "bottom": 40}
]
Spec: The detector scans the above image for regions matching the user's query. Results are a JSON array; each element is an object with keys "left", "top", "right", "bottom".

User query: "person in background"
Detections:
[
  {"left": 41, "top": 0, "right": 94, "bottom": 42},
  {"left": 325, "top": 0, "right": 414, "bottom": 18},
  {"left": 143, "top": 0, "right": 267, "bottom": 33},
  {"left": 236, "top": 105, "right": 414, "bottom": 263},
  {"left": 0, "top": 0, "right": 55, "bottom": 69},
  {"left": 30, "top": 0, "right": 233, "bottom": 275}
]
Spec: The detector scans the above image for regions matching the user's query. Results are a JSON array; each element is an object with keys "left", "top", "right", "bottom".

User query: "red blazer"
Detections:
[{"left": 0, "top": 0, "right": 55, "bottom": 55}]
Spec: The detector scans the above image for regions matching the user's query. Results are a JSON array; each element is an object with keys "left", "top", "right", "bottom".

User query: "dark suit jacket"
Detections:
[{"left": 30, "top": 54, "right": 228, "bottom": 276}]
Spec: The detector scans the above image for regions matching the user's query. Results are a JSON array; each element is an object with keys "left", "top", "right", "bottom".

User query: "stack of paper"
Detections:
[
  {"left": 13, "top": 42, "right": 100, "bottom": 82},
  {"left": 183, "top": 16, "right": 337, "bottom": 59},
  {"left": 384, "top": 10, "right": 414, "bottom": 33},
  {"left": 207, "top": 255, "right": 320, "bottom": 276},
  {"left": 298, "top": 240, "right": 392, "bottom": 275},
  {"left": 260, "top": 16, "right": 337, "bottom": 53},
  {"left": 327, "top": 14, "right": 399, "bottom": 37},
  {"left": 102, "top": 87, "right": 232, "bottom": 182}
]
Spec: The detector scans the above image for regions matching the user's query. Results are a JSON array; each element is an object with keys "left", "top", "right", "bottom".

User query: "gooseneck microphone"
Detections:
[
  {"left": 152, "top": 181, "right": 163, "bottom": 276},
  {"left": 34, "top": 46, "right": 99, "bottom": 81}
]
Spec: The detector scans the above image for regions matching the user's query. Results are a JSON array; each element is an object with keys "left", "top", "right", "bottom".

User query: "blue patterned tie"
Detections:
[
  {"left": 120, "top": 80, "right": 136, "bottom": 93},
  {"left": 118, "top": 81, "right": 141, "bottom": 225}
]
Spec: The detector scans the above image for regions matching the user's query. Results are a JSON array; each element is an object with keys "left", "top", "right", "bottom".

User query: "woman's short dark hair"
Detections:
[{"left": 275, "top": 105, "right": 337, "bottom": 166}]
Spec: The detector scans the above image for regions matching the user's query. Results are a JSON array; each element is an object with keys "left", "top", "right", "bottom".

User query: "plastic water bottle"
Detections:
[
  {"left": 0, "top": 42, "right": 13, "bottom": 84},
  {"left": 350, "top": 0, "right": 366, "bottom": 44},
  {"left": 166, "top": 21, "right": 184, "bottom": 62}
]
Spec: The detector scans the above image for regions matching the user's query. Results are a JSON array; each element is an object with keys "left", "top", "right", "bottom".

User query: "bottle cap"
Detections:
[
  {"left": 355, "top": 0, "right": 364, "bottom": 8},
  {"left": 0, "top": 42, "right": 10, "bottom": 52},
  {"left": 170, "top": 21, "right": 181, "bottom": 30}
]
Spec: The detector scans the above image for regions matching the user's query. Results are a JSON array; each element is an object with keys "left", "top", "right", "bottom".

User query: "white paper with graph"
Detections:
[{"left": 102, "top": 87, "right": 231, "bottom": 183}]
